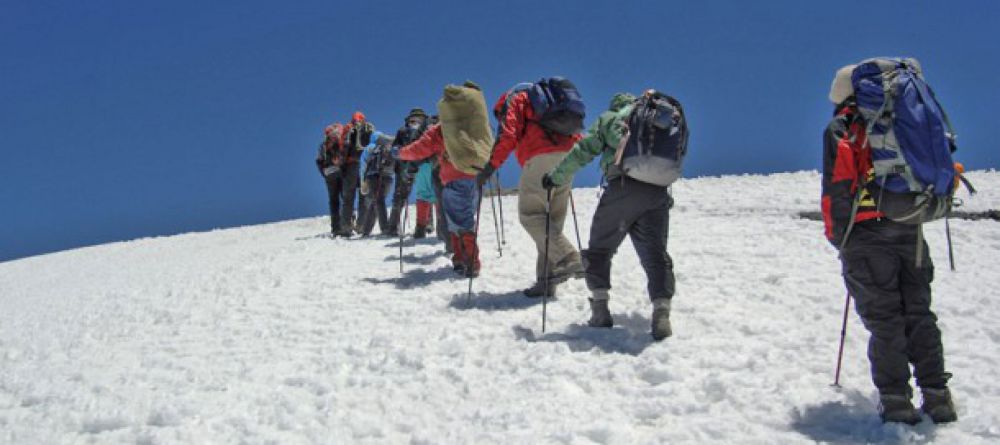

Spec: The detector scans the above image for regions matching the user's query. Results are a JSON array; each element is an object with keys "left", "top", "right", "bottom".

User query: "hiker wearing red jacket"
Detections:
[
  {"left": 316, "top": 123, "right": 346, "bottom": 235},
  {"left": 476, "top": 89, "right": 584, "bottom": 297},
  {"left": 397, "top": 124, "right": 480, "bottom": 277},
  {"left": 822, "top": 63, "right": 955, "bottom": 425},
  {"left": 336, "top": 111, "right": 375, "bottom": 236}
]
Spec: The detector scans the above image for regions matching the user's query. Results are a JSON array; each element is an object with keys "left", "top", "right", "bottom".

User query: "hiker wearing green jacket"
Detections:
[{"left": 544, "top": 91, "right": 678, "bottom": 341}]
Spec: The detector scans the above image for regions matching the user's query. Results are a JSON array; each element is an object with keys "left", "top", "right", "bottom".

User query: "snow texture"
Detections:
[{"left": 1, "top": 170, "right": 998, "bottom": 444}]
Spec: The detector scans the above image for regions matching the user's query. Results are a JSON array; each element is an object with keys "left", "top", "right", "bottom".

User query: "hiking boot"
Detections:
[
  {"left": 650, "top": 298, "right": 672, "bottom": 341},
  {"left": 385, "top": 225, "right": 398, "bottom": 237},
  {"left": 921, "top": 388, "right": 957, "bottom": 424},
  {"left": 413, "top": 225, "right": 427, "bottom": 239},
  {"left": 878, "top": 394, "right": 922, "bottom": 425},
  {"left": 523, "top": 281, "right": 557, "bottom": 298},
  {"left": 587, "top": 296, "right": 613, "bottom": 328}
]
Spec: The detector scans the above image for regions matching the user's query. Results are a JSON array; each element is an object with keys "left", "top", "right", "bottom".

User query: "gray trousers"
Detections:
[{"left": 583, "top": 177, "right": 675, "bottom": 301}]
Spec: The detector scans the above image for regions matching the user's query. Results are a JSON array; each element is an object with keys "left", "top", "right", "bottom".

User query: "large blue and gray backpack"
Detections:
[
  {"left": 851, "top": 57, "right": 959, "bottom": 224},
  {"left": 613, "top": 91, "right": 689, "bottom": 187},
  {"left": 496, "top": 77, "right": 586, "bottom": 137}
]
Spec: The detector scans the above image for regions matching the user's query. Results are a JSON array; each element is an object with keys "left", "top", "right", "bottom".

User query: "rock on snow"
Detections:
[{"left": 1, "top": 170, "right": 999, "bottom": 444}]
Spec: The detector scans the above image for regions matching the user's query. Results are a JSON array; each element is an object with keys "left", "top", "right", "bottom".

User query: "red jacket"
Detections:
[
  {"left": 488, "top": 91, "right": 582, "bottom": 169},
  {"left": 398, "top": 124, "right": 475, "bottom": 185},
  {"left": 821, "top": 103, "right": 884, "bottom": 246}
]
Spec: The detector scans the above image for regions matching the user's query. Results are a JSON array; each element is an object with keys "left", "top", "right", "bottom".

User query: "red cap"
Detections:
[{"left": 352, "top": 111, "right": 366, "bottom": 122}]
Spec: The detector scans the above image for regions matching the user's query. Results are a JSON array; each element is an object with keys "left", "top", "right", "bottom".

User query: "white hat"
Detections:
[{"left": 829, "top": 64, "right": 857, "bottom": 105}]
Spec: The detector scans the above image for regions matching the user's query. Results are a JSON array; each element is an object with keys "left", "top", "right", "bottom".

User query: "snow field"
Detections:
[{"left": 1, "top": 170, "right": 998, "bottom": 444}]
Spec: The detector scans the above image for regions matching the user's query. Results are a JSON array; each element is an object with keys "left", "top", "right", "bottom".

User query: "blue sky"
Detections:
[{"left": 2, "top": 0, "right": 998, "bottom": 262}]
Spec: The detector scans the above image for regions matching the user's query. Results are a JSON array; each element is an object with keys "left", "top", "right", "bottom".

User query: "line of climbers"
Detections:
[{"left": 315, "top": 58, "right": 974, "bottom": 425}]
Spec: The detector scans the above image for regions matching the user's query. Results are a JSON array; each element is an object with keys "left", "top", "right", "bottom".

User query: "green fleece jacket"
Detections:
[{"left": 548, "top": 93, "right": 637, "bottom": 186}]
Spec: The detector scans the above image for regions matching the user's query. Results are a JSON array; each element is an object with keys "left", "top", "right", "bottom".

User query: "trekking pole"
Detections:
[
  {"left": 945, "top": 215, "right": 956, "bottom": 271},
  {"left": 494, "top": 172, "right": 507, "bottom": 245},
  {"left": 488, "top": 178, "right": 502, "bottom": 257},
  {"left": 568, "top": 189, "right": 583, "bottom": 252},
  {"left": 541, "top": 188, "right": 553, "bottom": 333},
  {"left": 832, "top": 290, "right": 851, "bottom": 387},
  {"left": 467, "top": 186, "right": 485, "bottom": 303}
]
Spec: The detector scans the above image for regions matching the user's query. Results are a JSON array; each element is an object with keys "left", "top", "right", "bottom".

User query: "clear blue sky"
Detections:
[{"left": 2, "top": 0, "right": 998, "bottom": 262}]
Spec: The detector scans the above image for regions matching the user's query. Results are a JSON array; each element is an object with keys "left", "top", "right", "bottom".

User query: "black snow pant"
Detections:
[
  {"left": 840, "top": 221, "right": 949, "bottom": 396},
  {"left": 339, "top": 162, "right": 360, "bottom": 233},
  {"left": 359, "top": 175, "right": 391, "bottom": 236},
  {"left": 388, "top": 163, "right": 414, "bottom": 233},
  {"left": 582, "top": 177, "right": 675, "bottom": 301},
  {"left": 323, "top": 172, "right": 344, "bottom": 234}
]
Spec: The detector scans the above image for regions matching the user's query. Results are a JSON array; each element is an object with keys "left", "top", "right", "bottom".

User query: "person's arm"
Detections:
[
  {"left": 359, "top": 143, "right": 376, "bottom": 176},
  {"left": 487, "top": 92, "right": 530, "bottom": 169},
  {"left": 360, "top": 122, "right": 374, "bottom": 147},
  {"left": 399, "top": 125, "right": 445, "bottom": 162},
  {"left": 821, "top": 111, "right": 859, "bottom": 247},
  {"left": 548, "top": 112, "right": 616, "bottom": 186},
  {"left": 316, "top": 142, "right": 327, "bottom": 175}
]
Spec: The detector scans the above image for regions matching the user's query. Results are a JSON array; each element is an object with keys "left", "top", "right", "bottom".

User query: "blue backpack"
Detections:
[
  {"left": 852, "top": 57, "right": 958, "bottom": 224},
  {"left": 614, "top": 92, "right": 688, "bottom": 186},
  {"left": 496, "top": 77, "right": 586, "bottom": 137}
]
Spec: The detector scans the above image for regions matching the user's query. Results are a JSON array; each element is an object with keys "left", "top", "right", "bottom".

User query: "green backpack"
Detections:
[{"left": 438, "top": 82, "right": 494, "bottom": 175}]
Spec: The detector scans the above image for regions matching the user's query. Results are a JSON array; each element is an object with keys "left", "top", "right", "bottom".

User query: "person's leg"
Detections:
[
  {"left": 897, "top": 240, "right": 955, "bottom": 422},
  {"left": 339, "top": 163, "right": 360, "bottom": 235},
  {"left": 628, "top": 190, "right": 674, "bottom": 302},
  {"left": 387, "top": 164, "right": 407, "bottom": 234},
  {"left": 432, "top": 167, "right": 449, "bottom": 247},
  {"left": 626, "top": 185, "right": 675, "bottom": 339},
  {"left": 896, "top": 242, "right": 947, "bottom": 390},
  {"left": 358, "top": 177, "right": 377, "bottom": 236},
  {"left": 376, "top": 177, "right": 391, "bottom": 234},
  {"left": 663, "top": 192, "right": 674, "bottom": 249},
  {"left": 579, "top": 180, "right": 641, "bottom": 322},
  {"left": 415, "top": 200, "right": 432, "bottom": 238},
  {"left": 517, "top": 152, "right": 580, "bottom": 284},
  {"left": 443, "top": 180, "right": 478, "bottom": 272},
  {"left": 325, "top": 174, "right": 343, "bottom": 234},
  {"left": 841, "top": 245, "right": 912, "bottom": 396}
]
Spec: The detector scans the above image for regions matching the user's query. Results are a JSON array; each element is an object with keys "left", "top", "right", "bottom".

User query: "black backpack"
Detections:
[
  {"left": 497, "top": 77, "right": 587, "bottom": 137},
  {"left": 614, "top": 92, "right": 688, "bottom": 186}
]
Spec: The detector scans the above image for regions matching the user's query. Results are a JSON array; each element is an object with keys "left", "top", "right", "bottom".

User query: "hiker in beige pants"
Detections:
[
  {"left": 518, "top": 151, "right": 581, "bottom": 285},
  {"left": 478, "top": 83, "right": 585, "bottom": 297}
]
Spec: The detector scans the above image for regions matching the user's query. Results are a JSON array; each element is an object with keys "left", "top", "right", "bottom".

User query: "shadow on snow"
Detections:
[
  {"left": 510, "top": 312, "right": 657, "bottom": 356},
  {"left": 361, "top": 266, "right": 457, "bottom": 289},
  {"left": 384, "top": 237, "right": 443, "bottom": 248},
  {"left": 789, "top": 388, "right": 938, "bottom": 444},
  {"left": 448, "top": 290, "right": 543, "bottom": 312},
  {"left": 294, "top": 232, "right": 335, "bottom": 241},
  {"left": 384, "top": 251, "right": 446, "bottom": 266}
]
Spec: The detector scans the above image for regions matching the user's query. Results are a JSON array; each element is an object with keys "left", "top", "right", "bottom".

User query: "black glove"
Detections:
[
  {"left": 541, "top": 173, "right": 557, "bottom": 190},
  {"left": 475, "top": 163, "right": 495, "bottom": 187}
]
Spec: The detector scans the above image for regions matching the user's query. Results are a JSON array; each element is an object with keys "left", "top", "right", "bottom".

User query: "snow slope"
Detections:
[{"left": 2, "top": 170, "right": 999, "bottom": 444}]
